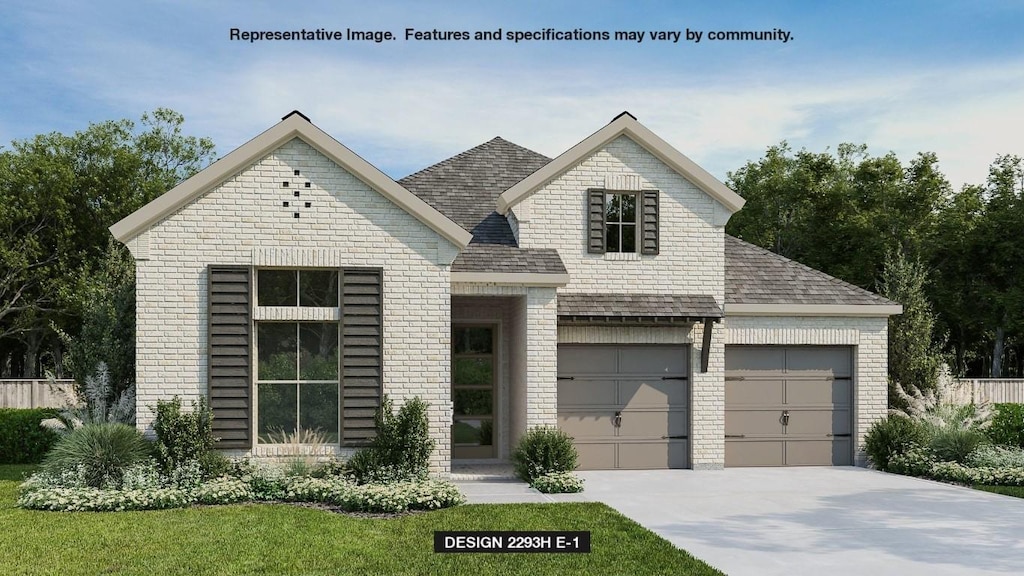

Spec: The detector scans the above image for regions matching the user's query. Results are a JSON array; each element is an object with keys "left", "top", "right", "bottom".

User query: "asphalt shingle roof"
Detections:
[
  {"left": 558, "top": 293, "right": 724, "bottom": 319},
  {"left": 724, "top": 235, "right": 897, "bottom": 306},
  {"left": 399, "top": 136, "right": 894, "bottom": 307}
]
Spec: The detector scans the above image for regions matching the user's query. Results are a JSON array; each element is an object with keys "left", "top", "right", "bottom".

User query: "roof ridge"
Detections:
[
  {"left": 725, "top": 234, "right": 894, "bottom": 305},
  {"left": 398, "top": 137, "right": 550, "bottom": 184}
]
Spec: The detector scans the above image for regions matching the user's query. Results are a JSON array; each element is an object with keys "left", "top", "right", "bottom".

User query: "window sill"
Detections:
[{"left": 603, "top": 252, "right": 642, "bottom": 261}]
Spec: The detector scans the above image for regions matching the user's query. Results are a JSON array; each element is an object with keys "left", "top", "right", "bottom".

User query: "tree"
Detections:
[
  {"left": 878, "top": 246, "right": 945, "bottom": 408},
  {"left": 0, "top": 109, "right": 214, "bottom": 379}
]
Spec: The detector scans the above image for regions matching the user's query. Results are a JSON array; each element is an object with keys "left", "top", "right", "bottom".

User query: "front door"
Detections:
[{"left": 452, "top": 325, "right": 496, "bottom": 459}]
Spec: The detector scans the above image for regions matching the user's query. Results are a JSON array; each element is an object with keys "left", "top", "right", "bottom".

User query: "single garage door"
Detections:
[
  {"left": 557, "top": 345, "right": 689, "bottom": 470},
  {"left": 725, "top": 346, "right": 853, "bottom": 466}
]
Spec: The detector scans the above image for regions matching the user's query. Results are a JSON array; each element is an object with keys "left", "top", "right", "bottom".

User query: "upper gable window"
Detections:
[
  {"left": 605, "top": 193, "right": 637, "bottom": 253},
  {"left": 588, "top": 188, "right": 660, "bottom": 256},
  {"left": 258, "top": 270, "right": 339, "bottom": 307}
]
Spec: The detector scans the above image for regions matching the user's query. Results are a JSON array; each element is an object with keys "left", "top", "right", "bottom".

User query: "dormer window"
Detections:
[
  {"left": 605, "top": 193, "right": 637, "bottom": 253},
  {"left": 587, "top": 188, "right": 660, "bottom": 255}
]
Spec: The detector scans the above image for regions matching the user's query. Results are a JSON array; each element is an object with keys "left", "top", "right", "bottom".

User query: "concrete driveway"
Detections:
[{"left": 577, "top": 467, "right": 1024, "bottom": 576}]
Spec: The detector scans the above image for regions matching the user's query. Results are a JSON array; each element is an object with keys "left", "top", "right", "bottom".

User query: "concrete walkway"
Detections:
[{"left": 455, "top": 467, "right": 1024, "bottom": 575}]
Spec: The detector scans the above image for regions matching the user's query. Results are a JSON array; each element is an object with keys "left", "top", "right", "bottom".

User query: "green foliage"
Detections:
[
  {"left": 153, "top": 396, "right": 218, "bottom": 478},
  {"left": 283, "top": 477, "right": 465, "bottom": 512},
  {"left": 0, "top": 109, "right": 215, "bottom": 379},
  {"left": 531, "top": 472, "right": 585, "bottom": 494},
  {"left": 863, "top": 414, "right": 927, "bottom": 471},
  {"left": 879, "top": 246, "right": 946, "bottom": 407},
  {"left": 887, "top": 446, "right": 936, "bottom": 477},
  {"left": 512, "top": 427, "right": 579, "bottom": 482},
  {"left": 347, "top": 396, "right": 435, "bottom": 485},
  {"left": 55, "top": 240, "right": 136, "bottom": 398},
  {"left": 987, "top": 403, "right": 1024, "bottom": 448},
  {"left": 0, "top": 408, "right": 59, "bottom": 464},
  {"left": 41, "top": 423, "right": 150, "bottom": 488},
  {"left": 968, "top": 444, "right": 1024, "bottom": 469},
  {"left": 929, "top": 428, "right": 988, "bottom": 464}
]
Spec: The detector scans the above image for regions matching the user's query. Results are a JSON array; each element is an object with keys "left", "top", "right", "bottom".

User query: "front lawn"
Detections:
[
  {"left": 975, "top": 485, "right": 1024, "bottom": 499},
  {"left": 0, "top": 465, "right": 721, "bottom": 576}
]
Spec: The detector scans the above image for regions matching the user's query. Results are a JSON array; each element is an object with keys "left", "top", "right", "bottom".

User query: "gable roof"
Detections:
[
  {"left": 400, "top": 137, "right": 567, "bottom": 279},
  {"left": 496, "top": 112, "right": 746, "bottom": 215},
  {"left": 724, "top": 235, "right": 902, "bottom": 315},
  {"left": 109, "top": 112, "right": 473, "bottom": 248}
]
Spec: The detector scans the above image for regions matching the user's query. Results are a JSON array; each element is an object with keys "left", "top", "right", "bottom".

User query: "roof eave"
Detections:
[
  {"left": 725, "top": 304, "right": 904, "bottom": 317},
  {"left": 450, "top": 272, "right": 570, "bottom": 287},
  {"left": 496, "top": 114, "right": 746, "bottom": 215},
  {"left": 109, "top": 114, "right": 473, "bottom": 249}
]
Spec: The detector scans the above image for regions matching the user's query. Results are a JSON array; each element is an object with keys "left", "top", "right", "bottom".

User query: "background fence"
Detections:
[
  {"left": 0, "top": 379, "right": 78, "bottom": 409},
  {"left": 949, "top": 379, "right": 1024, "bottom": 405}
]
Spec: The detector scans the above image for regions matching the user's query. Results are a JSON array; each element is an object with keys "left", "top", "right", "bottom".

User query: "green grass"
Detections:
[
  {"left": 974, "top": 485, "right": 1024, "bottom": 499},
  {"left": 0, "top": 465, "right": 721, "bottom": 576}
]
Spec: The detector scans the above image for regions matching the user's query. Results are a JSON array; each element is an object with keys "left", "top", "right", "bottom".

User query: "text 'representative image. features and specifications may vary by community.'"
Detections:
[{"left": 228, "top": 27, "right": 794, "bottom": 44}]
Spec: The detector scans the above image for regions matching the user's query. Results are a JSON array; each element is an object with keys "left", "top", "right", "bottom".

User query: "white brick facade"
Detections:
[
  {"left": 724, "top": 316, "right": 890, "bottom": 466},
  {"left": 127, "top": 138, "right": 456, "bottom": 473}
]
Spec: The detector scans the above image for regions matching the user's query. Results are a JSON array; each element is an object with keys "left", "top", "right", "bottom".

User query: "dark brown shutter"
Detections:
[
  {"left": 641, "top": 189, "right": 660, "bottom": 255},
  {"left": 341, "top": 268, "right": 382, "bottom": 445},
  {"left": 208, "top": 266, "right": 252, "bottom": 449},
  {"left": 587, "top": 188, "right": 606, "bottom": 254}
]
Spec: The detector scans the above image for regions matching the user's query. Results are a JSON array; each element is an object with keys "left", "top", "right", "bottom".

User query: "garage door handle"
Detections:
[
  {"left": 725, "top": 376, "right": 745, "bottom": 381},
  {"left": 725, "top": 434, "right": 746, "bottom": 438},
  {"left": 781, "top": 410, "right": 790, "bottom": 426},
  {"left": 557, "top": 376, "right": 574, "bottom": 381},
  {"left": 613, "top": 411, "right": 622, "bottom": 428},
  {"left": 827, "top": 433, "right": 851, "bottom": 438},
  {"left": 661, "top": 435, "right": 689, "bottom": 439},
  {"left": 661, "top": 376, "right": 688, "bottom": 381}
]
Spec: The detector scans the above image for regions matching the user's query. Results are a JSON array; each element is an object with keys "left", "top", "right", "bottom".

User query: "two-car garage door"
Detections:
[
  {"left": 557, "top": 345, "right": 689, "bottom": 470},
  {"left": 725, "top": 346, "right": 854, "bottom": 466},
  {"left": 556, "top": 343, "right": 854, "bottom": 469}
]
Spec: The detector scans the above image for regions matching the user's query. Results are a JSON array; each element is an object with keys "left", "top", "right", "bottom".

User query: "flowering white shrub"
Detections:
[
  {"left": 18, "top": 486, "right": 190, "bottom": 512},
  {"left": 283, "top": 476, "right": 465, "bottom": 512},
  {"left": 194, "top": 476, "right": 254, "bottom": 505},
  {"left": 929, "top": 461, "right": 1024, "bottom": 486},
  {"left": 967, "top": 445, "right": 1024, "bottom": 469},
  {"left": 530, "top": 471, "right": 584, "bottom": 494}
]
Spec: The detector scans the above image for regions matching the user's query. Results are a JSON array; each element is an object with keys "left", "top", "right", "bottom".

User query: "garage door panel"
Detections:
[
  {"left": 618, "top": 409, "right": 688, "bottom": 438},
  {"left": 574, "top": 443, "right": 616, "bottom": 470},
  {"left": 726, "top": 379, "right": 784, "bottom": 405},
  {"left": 784, "top": 409, "right": 851, "bottom": 435},
  {"left": 786, "top": 378, "right": 852, "bottom": 405},
  {"left": 558, "top": 413, "right": 616, "bottom": 439},
  {"left": 725, "top": 347, "right": 785, "bottom": 372},
  {"left": 620, "top": 379, "right": 688, "bottom": 407},
  {"left": 786, "top": 439, "right": 852, "bottom": 466},
  {"left": 558, "top": 379, "right": 616, "bottom": 407},
  {"left": 725, "top": 345, "right": 853, "bottom": 467},
  {"left": 618, "top": 441, "right": 688, "bottom": 469},
  {"left": 557, "top": 347, "right": 617, "bottom": 374},
  {"left": 725, "top": 409, "right": 785, "bottom": 436},
  {"left": 785, "top": 347, "right": 852, "bottom": 378},
  {"left": 618, "top": 348, "right": 687, "bottom": 375},
  {"left": 726, "top": 440, "right": 785, "bottom": 467},
  {"left": 558, "top": 344, "right": 690, "bottom": 470}
]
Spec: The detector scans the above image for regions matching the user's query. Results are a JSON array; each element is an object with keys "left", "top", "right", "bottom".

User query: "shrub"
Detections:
[
  {"left": 929, "top": 427, "right": 988, "bottom": 464},
  {"left": 512, "top": 427, "right": 578, "bottom": 482},
  {"left": 968, "top": 444, "right": 1024, "bottom": 468},
  {"left": 929, "top": 461, "right": 1024, "bottom": 486},
  {"left": 887, "top": 446, "right": 936, "bottom": 477},
  {"left": 531, "top": 471, "right": 585, "bottom": 494},
  {"left": 283, "top": 476, "right": 465, "bottom": 512},
  {"left": 260, "top": 427, "right": 333, "bottom": 478},
  {"left": 44, "top": 363, "right": 135, "bottom": 435},
  {"left": 18, "top": 485, "right": 190, "bottom": 511},
  {"left": 987, "top": 403, "right": 1024, "bottom": 448},
  {"left": 153, "top": 396, "right": 218, "bottom": 478},
  {"left": 0, "top": 408, "right": 60, "bottom": 464},
  {"left": 230, "top": 459, "right": 287, "bottom": 500},
  {"left": 864, "top": 414, "right": 927, "bottom": 471},
  {"left": 194, "top": 476, "right": 254, "bottom": 505},
  {"left": 42, "top": 423, "right": 151, "bottom": 488},
  {"left": 347, "top": 396, "right": 435, "bottom": 484}
]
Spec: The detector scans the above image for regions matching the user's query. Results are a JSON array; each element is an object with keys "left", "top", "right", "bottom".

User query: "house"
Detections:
[{"left": 110, "top": 110, "right": 901, "bottom": 473}]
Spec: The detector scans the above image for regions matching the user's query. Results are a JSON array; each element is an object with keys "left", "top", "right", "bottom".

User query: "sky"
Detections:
[{"left": 1, "top": 0, "right": 1023, "bottom": 190}]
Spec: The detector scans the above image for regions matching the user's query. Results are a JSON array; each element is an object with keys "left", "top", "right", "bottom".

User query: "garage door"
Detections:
[
  {"left": 557, "top": 345, "right": 689, "bottom": 470},
  {"left": 725, "top": 346, "right": 853, "bottom": 466}
]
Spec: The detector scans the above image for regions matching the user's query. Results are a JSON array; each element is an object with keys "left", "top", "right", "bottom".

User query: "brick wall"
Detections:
[{"left": 126, "top": 137, "right": 456, "bottom": 473}]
